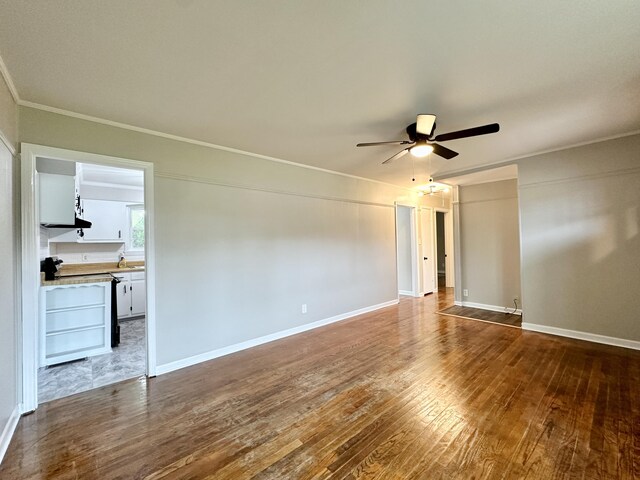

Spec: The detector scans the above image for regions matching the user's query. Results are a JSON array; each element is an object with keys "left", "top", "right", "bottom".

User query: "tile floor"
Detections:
[{"left": 38, "top": 317, "right": 146, "bottom": 403}]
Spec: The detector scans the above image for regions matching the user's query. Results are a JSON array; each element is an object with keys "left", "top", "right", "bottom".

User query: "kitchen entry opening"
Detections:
[{"left": 21, "top": 144, "right": 157, "bottom": 411}]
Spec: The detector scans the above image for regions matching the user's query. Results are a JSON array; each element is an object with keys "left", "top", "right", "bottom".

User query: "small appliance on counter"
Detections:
[{"left": 40, "top": 256, "right": 64, "bottom": 280}]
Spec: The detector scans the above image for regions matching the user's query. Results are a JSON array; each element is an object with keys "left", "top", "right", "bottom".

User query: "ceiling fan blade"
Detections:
[
  {"left": 431, "top": 143, "right": 459, "bottom": 160},
  {"left": 433, "top": 123, "right": 500, "bottom": 142},
  {"left": 416, "top": 114, "right": 436, "bottom": 136},
  {"left": 356, "top": 140, "right": 412, "bottom": 147},
  {"left": 382, "top": 148, "right": 410, "bottom": 165}
]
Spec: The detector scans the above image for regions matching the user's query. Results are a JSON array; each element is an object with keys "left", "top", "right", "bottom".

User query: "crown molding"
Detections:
[
  {"left": 0, "top": 53, "right": 19, "bottom": 103},
  {"left": 434, "top": 129, "right": 640, "bottom": 181},
  {"left": 18, "top": 100, "right": 416, "bottom": 194}
]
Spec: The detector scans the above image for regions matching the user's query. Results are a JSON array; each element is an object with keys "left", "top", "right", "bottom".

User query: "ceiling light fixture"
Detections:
[{"left": 410, "top": 141, "right": 434, "bottom": 157}]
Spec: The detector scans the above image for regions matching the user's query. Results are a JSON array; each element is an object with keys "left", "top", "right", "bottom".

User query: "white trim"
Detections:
[
  {"left": 395, "top": 202, "right": 420, "bottom": 297},
  {"left": 518, "top": 164, "right": 640, "bottom": 190},
  {"left": 19, "top": 101, "right": 414, "bottom": 193},
  {"left": 522, "top": 323, "right": 640, "bottom": 351},
  {"left": 0, "top": 405, "right": 21, "bottom": 465},
  {"left": 143, "top": 165, "right": 157, "bottom": 377},
  {"left": 156, "top": 299, "right": 398, "bottom": 375},
  {"left": 0, "top": 129, "right": 16, "bottom": 156},
  {"left": 0, "top": 53, "right": 19, "bottom": 104},
  {"left": 433, "top": 129, "right": 640, "bottom": 180},
  {"left": 454, "top": 300, "right": 522, "bottom": 315},
  {"left": 21, "top": 149, "right": 39, "bottom": 411},
  {"left": 452, "top": 187, "right": 463, "bottom": 303},
  {"left": 20, "top": 143, "right": 158, "bottom": 411},
  {"left": 157, "top": 171, "right": 396, "bottom": 209}
]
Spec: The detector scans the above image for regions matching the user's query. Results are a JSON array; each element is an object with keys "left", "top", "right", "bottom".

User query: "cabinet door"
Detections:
[
  {"left": 130, "top": 278, "right": 146, "bottom": 317},
  {"left": 39, "top": 173, "right": 76, "bottom": 224},
  {"left": 116, "top": 280, "right": 131, "bottom": 318},
  {"left": 81, "top": 199, "right": 127, "bottom": 242}
]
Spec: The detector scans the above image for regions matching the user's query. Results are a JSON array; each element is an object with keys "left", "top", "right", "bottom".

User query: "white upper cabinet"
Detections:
[
  {"left": 39, "top": 173, "right": 76, "bottom": 225},
  {"left": 81, "top": 199, "right": 128, "bottom": 242}
]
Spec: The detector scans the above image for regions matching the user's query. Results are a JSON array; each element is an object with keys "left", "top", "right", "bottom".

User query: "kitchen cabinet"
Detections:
[
  {"left": 81, "top": 199, "right": 127, "bottom": 242},
  {"left": 40, "top": 282, "right": 112, "bottom": 366},
  {"left": 39, "top": 173, "right": 76, "bottom": 225},
  {"left": 113, "top": 271, "right": 146, "bottom": 319}
]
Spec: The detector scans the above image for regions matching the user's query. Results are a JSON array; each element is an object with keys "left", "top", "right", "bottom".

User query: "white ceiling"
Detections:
[{"left": 1, "top": 1, "right": 639, "bottom": 188}]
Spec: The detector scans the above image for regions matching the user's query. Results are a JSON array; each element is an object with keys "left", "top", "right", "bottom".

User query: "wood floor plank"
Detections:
[{"left": 2, "top": 288, "right": 640, "bottom": 479}]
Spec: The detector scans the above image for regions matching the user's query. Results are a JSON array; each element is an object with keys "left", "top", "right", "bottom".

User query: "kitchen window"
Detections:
[{"left": 128, "top": 204, "right": 145, "bottom": 251}]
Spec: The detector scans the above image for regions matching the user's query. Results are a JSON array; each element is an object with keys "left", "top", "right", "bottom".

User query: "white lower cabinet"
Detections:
[
  {"left": 113, "top": 271, "right": 146, "bottom": 319},
  {"left": 40, "top": 282, "right": 112, "bottom": 367}
]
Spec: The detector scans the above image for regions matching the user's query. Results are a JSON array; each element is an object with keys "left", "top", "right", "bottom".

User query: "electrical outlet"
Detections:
[
  {"left": 301, "top": 304, "right": 307, "bottom": 314},
  {"left": 463, "top": 289, "right": 469, "bottom": 297},
  {"left": 82, "top": 254, "right": 88, "bottom": 261}
]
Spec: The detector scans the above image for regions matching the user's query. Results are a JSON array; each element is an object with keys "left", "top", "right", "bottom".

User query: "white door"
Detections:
[
  {"left": 130, "top": 278, "right": 146, "bottom": 317},
  {"left": 115, "top": 278, "right": 131, "bottom": 318},
  {"left": 420, "top": 208, "right": 435, "bottom": 294}
]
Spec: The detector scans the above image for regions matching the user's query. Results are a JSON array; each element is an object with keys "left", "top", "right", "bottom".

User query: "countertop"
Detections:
[{"left": 41, "top": 261, "right": 145, "bottom": 286}]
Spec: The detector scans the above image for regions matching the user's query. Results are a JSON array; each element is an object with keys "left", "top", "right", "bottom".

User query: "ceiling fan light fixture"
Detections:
[{"left": 410, "top": 143, "right": 434, "bottom": 157}]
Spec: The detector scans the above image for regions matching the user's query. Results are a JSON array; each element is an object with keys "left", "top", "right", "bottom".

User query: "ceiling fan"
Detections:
[{"left": 356, "top": 114, "right": 500, "bottom": 164}]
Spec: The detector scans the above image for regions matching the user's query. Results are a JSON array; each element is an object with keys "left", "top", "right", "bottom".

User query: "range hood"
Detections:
[{"left": 41, "top": 217, "right": 92, "bottom": 229}]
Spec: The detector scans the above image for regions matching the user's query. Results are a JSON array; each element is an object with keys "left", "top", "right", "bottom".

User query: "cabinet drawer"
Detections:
[
  {"left": 46, "top": 305, "right": 106, "bottom": 333},
  {"left": 130, "top": 272, "right": 145, "bottom": 281},
  {"left": 46, "top": 327, "right": 106, "bottom": 357},
  {"left": 46, "top": 284, "right": 106, "bottom": 310}
]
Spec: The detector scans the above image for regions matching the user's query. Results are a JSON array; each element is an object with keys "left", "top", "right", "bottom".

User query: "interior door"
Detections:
[{"left": 420, "top": 208, "right": 435, "bottom": 294}]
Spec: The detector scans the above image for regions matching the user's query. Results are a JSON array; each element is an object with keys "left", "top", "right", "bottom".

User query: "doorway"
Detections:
[
  {"left": 21, "top": 144, "right": 157, "bottom": 412},
  {"left": 395, "top": 204, "right": 419, "bottom": 297}
]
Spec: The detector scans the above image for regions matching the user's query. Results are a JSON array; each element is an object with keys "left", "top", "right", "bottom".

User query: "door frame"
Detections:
[
  {"left": 394, "top": 203, "right": 421, "bottom": 297},
  {"left": 20, "top": 143, "right": 157, "bottom": 413},
  {"left": 434, "top": 207, "right": 455, "bottom": 288}
]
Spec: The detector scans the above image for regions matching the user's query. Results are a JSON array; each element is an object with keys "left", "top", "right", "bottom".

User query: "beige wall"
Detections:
[
  {"left": 518, "top": 133, "right": 640, "bottom": 341},
  {"left": 19, "top": 106, "right": 418, "bottom": 367},
  {"left": 0, "top": 74, "right": 18, "bottom": 460},
  {"left": 459, "top": 179, "right": 521, "bottom": 309}
]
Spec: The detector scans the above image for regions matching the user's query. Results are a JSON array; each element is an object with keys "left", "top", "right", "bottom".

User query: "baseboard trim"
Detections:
[
  {"left": 398, "top": 290, "right": 414, "bottom": 296},
  {"left": 454, "top": 300, "right": 522, "bottom": 315},
  {"left": 0, "top": 405, "right": 21, "bottom": 465},
  {"left": 156, "top": 299, "right": 399, "bottom": 375},
  {"left": 522, "top": 323, "right": 640, "bottom": 351}
]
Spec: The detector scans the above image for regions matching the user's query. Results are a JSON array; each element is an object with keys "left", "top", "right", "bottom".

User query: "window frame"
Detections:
[{"left": 127, "top": 203, "right": 145, "bottom": 252}]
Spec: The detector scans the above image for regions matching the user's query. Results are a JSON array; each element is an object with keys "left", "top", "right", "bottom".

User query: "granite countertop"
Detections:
[{"left": 41, "top": 261, "right": 145, "bottom": 286}]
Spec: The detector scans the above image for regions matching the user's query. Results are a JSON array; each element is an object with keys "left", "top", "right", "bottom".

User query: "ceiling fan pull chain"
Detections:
[{"left": 412, "top": 155, "right": 416, "bottom": 182}]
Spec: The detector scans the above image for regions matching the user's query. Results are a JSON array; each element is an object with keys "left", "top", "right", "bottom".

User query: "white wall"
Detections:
[
  {"left": 396, "top": 206, "right": 412, "bottom": 293},
  {"left": 518, "top": 133, "right": 640, "bottom": 342},
  {"left": 19, "top": 106, "right": 414, "bottom": 368},
  {"left": 459, "top": 179, "right": 521, "bottom": 309}
]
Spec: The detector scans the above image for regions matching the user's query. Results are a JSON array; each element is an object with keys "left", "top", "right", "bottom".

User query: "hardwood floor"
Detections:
[{"left": 2, "top": 289, "right": 640, "bottom": 479}]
